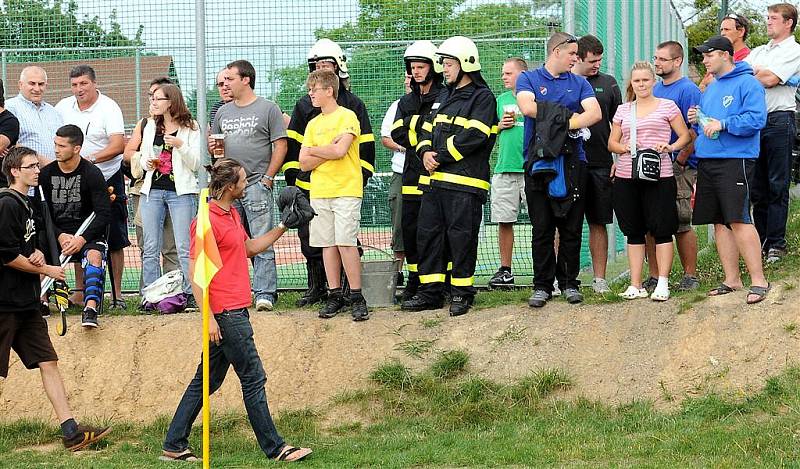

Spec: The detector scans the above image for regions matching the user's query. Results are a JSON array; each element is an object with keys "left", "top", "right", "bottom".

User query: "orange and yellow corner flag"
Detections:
[
  {"left": 192, "top": 188, "right": 223, "bottom": 469},
  {"left": 192, "top": 188, "right": 223, "bottom": 288}
]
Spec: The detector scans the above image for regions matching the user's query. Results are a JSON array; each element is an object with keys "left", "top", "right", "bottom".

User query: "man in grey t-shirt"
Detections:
[{"left": 210, "top": 59, "right": 288, "bottom": 311}]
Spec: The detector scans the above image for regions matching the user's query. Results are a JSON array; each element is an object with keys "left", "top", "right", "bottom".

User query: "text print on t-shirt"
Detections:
[
  {"left": 220, "top": 115, "right": 261, "bottom": 138},
  {"left": 51, "top": 174, "right": 83, "bottom": 221}
]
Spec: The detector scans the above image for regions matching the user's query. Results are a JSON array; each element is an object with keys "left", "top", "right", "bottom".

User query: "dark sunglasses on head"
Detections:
[
  {"left": 724, "top": 13, "right": 746, "bottom": 29},
  {"left": 554, "top": 34, "right": 578, "bottom": 50}
]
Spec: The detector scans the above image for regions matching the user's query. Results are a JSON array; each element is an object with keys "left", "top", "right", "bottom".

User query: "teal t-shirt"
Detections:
[{"left": 494, "top": 91, "right": 525, "bottom": 173}]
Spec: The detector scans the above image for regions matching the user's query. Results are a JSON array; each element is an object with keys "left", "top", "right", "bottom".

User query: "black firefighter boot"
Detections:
[
  {"left": 399, "top": 271, "right": 420, "bottom": 303},
  {"left": 296, "top": 259, "right": 328, "bottom": 307}
]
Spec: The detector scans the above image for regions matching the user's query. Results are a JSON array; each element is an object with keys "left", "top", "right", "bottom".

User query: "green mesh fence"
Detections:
[{"left": 0, "top": 0, "right": 685, "bottom": 292}]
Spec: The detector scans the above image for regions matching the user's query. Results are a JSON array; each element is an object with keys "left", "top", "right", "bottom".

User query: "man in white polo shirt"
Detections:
[
  {"left": 745, "top": 3, "right": 800, "bottom": 264},
  {"left": 5, "top": 65, "right": 63, "bottom": 163},
  {"left": 56, "top": 65, "right": 128, "bottom": 305}
]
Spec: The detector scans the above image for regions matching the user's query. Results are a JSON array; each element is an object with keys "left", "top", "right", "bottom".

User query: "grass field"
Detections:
[{"left": 2, "top": 357, "right": 799, "bottom": 467}]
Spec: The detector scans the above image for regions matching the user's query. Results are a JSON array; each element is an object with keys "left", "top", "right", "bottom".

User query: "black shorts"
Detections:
[
  {"left": 613, "top": 176, "right": 678, "bottom": 244},
  {"left": 693, "top": 158, "right": 755, "bottom": 226},
  {"left": 0, "top": 310, "right": 58, "bottom": 378},
  {"left": 584, "top": 166, "right": 614, "bottom": 225},
  {"left": 106, "top": 169, "right": 131, "bottom": 251}
]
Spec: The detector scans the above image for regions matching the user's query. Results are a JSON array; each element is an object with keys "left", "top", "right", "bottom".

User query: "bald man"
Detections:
[{"left": 5, "top": 66, "right": 63, "bottom": 163}]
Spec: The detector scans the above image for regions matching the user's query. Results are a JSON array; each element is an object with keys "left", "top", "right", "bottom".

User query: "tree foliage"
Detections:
[{"left": 0, "top": 0, "right": 143, "bottom": 62}]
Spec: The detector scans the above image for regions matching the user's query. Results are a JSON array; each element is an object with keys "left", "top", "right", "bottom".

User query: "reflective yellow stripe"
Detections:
[
  {"left": 360, "top": 160, "right": 375, "bottom": 173},
  {"left": 430, "top": 171, "right": 490, "bottom": 191},
  {"left": 287, "top": 129, "right": 304, "bottom": 144},
  {"left": 402, "top": 185, "right": 423, "bottom": 195},
  {"left": 491, "top": 125, "right": 499, "bottom": 135},
  {"left": 416, "top": 140, "right": 432, "bottom": 152},
  {"left": 464, "top": 118, "right": 492, "bottom": 136},
  {"left": 419, "top": 273, "right": 446, "bottom": 283},
  {"left": 418, "top": 175, "right": 430, "bottom": 185},
  {"left": 422, "top": 121, "right": 433, "bottom": 132},
  {"left": 392, "top": 119, "right": 403, "bottom": 130},
  {"left": 408, "top": 115, "right": 419, "bottom": 147},
  {"left": 281, "top": 161, "right": 300, "bottom": 172},
  {"left": 358, "top": 133, "right": 375, "bottom": 144},
  {"left": 431, "top": 114, "right": 493, "bottom": 137},
  {"left": 295, "top": 179, "right": 311, "bottom": 190},
  {"left": 446, "top": 135, "right": 464, "bottom": 161},
  {"left": 434, "top": 114, "right": 453, "bottom": 125},
  {"left": 451, "top": 276, "right": 474, "bottom": 286},
  {"left": 407, "top": 263, "right": 418, "bottom": 272},
  {"left": 447, "top": 262, "right": 453, "bottom": 271}
]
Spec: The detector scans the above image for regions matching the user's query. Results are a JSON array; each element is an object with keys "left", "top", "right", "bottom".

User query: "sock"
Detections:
[
  {"left": 61, "top": 418, "right": 78, "bottom": 438},
  {"left": 656, "top": 276, "right": 669, "bottom": 290},
  {"left": 500, "top": 266, "right": 511, "bottom": 273},
  {"left": 329, "top": 287, "right": 342, "bottom": 297},
  {"left": 349, "top": 288, "right": 364, "bottom": 302}
]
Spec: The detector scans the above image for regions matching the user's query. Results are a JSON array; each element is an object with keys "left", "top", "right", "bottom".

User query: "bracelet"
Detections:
[{"left": 264, "top": 175, "right": 274, "bottom": 182}]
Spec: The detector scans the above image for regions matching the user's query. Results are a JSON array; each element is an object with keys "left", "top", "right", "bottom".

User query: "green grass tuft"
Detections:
[
  {"left": 369, "top": 361, "right": 415, "bottom": 389},
  {"left": 429, "top": 350, "right": 469, "bottom": 380}
]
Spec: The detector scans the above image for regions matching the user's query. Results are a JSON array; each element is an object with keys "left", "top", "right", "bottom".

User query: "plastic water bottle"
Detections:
[{"left": 696, "top": 108, "right": 720, "bottom": 140}]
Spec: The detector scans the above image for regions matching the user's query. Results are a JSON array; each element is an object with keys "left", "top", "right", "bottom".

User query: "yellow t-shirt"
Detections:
[{"left": 305, "top": 106, "right": 362, "bottom": 199}]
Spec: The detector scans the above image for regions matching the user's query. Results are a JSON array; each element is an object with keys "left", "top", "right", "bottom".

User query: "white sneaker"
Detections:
[
  {"left": 592, "top": 278, "right": 611, "bottom": 294},
  {"left": 256, "top": 298, "right": 274, "bottom": 312}
]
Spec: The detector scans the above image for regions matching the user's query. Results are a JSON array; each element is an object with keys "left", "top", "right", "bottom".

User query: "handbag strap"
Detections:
[{"left": 630, "top": 101, "right": 637, "bottom": 157}]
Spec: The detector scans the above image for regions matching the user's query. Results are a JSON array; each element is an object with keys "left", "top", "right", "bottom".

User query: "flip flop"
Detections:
[
  {"left": 274, "top": 445, "right": 313, "bottom": 462},
  {"left": 707, "top": 283, "right": 739, "bottom": 296},
  {"left": 746, "top": 284, "right": 770, "bottom": 305},
  {"left": 159, "top": 449, "right": 201, "bottom": 462}
]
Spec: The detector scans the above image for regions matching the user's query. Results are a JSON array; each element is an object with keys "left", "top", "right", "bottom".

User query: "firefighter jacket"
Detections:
[
  {"left": 415, "top": 82, "right": 498, "bottom": 201},
  {"left": 390, "top": 81, "right": 445, "bottom": 200},
  {"left": 282, "top": 86, "right": 375, "bottom": 191}
]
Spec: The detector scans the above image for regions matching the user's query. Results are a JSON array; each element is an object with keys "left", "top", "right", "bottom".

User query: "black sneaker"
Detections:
[
  {"left": 351, "top": 295, "right": 369, "bottom": 322},
  {"left": 40, "top": 301, "right": 51, "bottom": 318},
  {"left": 81, "top": 307, "right": 99, "bottom": 328},
  {"left": 63, "top": 424, "right": 111, "bottom": 452},
  {"left": 488, "top": 269, "right": 514, "bottom": 289},
  {"left": 766, "top": 247, "right": 787, "bottom": 264},
  {"left": 184, "top": 295, "right": 198, "bottom": 313},
  {"left": 563, "top": 288, "right": 584, "bottom": 304},
  {"left": 449, "top": 295, "right": 473, "bottom": 316},
  {"left": 401, "top": 295, "right": 444, "bottom": 312},
  {"left": 319, "top": 291, "right": 345, "bottom": 319},
  {"left": 528, "top": 289, "right": 550, "bottom": 308}
]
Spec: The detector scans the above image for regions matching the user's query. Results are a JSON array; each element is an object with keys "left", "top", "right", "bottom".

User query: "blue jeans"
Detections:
[
  {"left": 140, "top": 189, "right": 197, "bottom": 294},
  {"left": 752, "top": 111, "right": 795, "bottom": 252},
  {"left": 233, "top": 181, "right": 277, "bottom": 303},
  {"left": 163, "top": 308, "right": 285, "bottom": 458}
]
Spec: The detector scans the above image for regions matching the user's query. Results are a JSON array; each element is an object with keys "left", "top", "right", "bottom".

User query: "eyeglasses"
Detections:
[
  {"left": 653, "top": 55, "right": 680, "bottom": 62},
  {"left": 553, "top": 34, "right": 578, "bottom": 50},
  {"left": 149, "top": 96, "right": 170, "bottom": 102},
  {"left": 19, "top": 163, "right": 40, "bottom": 170},
  {"left": 307, "top": 86, "right": 331, "bottom": 95}
]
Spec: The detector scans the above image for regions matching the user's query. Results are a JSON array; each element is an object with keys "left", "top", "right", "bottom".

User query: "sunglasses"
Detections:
[
  {"left": 554, "top": 34, "right": 578, "bottom": 50},
  {"left": 724, "top": 13, "right": 747, "bottom": 30}
]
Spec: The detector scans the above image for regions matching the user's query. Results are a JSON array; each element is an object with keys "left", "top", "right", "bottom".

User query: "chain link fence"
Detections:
[{"left": 0, "top": 0, "right": 686, "bottom": 292}]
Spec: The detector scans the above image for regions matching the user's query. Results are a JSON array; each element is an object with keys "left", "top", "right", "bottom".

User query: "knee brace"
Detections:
[{"left": 82, "top": 252, "right": 106, "bottom": 306}]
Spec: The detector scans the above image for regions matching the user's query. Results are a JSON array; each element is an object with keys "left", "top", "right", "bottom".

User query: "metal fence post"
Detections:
[
  {"left": 196, "top": 0, "right": 208, "bottom": 186},
  {"left": 135, "top": 47, "right": 142, "bottom": 121},
  {"left": 1, "top": 51, "right": 6, "bottom": 94}
]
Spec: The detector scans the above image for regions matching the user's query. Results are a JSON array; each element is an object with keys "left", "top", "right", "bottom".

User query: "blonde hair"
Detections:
[
  {"left": 624, "top": 61, "right": 656, "bottom": 102},
  {"left": 306, "top": 69, "right": 339, "bottom": 100}
]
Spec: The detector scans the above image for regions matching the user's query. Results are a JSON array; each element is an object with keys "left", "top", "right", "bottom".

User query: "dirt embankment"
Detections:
[{"left": 1, "top": 283, "right": 798, "bottom": 423}]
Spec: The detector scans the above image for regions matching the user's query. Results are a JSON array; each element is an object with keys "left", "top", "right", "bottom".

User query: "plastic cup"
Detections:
[{"left": 210, "top": 133, "right": 225, "bottom": 157}]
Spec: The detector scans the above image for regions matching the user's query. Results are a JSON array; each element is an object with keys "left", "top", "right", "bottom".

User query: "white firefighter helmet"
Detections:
[
  {"left": 435, "top": 36, "right": 480, "bottom": 73},
  {"left": 403, "top": 40, "right": 442, "bottom": 74},
  {"left": 307, "top": 38, "right": 349, "bottom": 79}
]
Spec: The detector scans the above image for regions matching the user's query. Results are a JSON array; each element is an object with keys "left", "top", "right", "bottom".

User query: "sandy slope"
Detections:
[{"left": 1, "top": 283, "right": 798, "bottom": 423}]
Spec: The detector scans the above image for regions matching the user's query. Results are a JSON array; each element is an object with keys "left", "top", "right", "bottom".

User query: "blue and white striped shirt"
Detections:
[{"left": 5, "top": 95, "right": 63, "bottom": 159}]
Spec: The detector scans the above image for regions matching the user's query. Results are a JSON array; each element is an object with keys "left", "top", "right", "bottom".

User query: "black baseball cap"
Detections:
[{"left": 694, "top": 35, "right": 734, "bottom": 55}]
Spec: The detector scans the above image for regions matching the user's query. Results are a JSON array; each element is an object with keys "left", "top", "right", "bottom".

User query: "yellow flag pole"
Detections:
[{"left": 202, "top": 288, "right": 210, "bottom": 468}]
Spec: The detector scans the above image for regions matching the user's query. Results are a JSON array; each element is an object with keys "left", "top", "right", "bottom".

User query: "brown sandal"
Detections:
[{"left": 274, "top": 445, "right": 312, "bottom": 462}]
